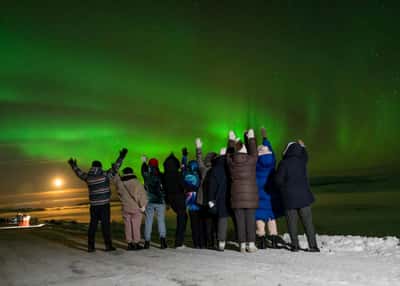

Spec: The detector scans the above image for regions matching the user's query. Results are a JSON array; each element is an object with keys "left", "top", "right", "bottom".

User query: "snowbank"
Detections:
[{"left": 1, "top": 231, "right": 399, "bottom": 286}]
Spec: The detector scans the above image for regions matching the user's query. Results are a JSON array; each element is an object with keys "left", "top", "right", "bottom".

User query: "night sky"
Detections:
[{"left": 1, "top": 1, "right": 399, "bottom": 195}]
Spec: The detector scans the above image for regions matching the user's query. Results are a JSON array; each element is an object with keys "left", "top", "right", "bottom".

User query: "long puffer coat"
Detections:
[
  {"left": 275, "top": 143, "right": 315, "bottom": 210},
  {"left": 226, "top": 137, "right": 259, "bottom": 209},
  {"left": 255, "top": 138, "right": 283, "bottom": 220}
]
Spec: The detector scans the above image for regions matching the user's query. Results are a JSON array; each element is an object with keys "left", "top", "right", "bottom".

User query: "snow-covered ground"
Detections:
[{"left": 0, "top": 231, "right": 399, "bottom": 286}]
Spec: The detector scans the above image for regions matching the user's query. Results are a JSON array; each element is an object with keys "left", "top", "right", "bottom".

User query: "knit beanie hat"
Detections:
[
  {"left": 148, "top": 158, "right": 159, "bottom": 168},
  {"left": 122, "top": 167, "right": 135, "bottom": 175},
  {"left": 91, "top": 160, "right": 102, "bottom": 168}
]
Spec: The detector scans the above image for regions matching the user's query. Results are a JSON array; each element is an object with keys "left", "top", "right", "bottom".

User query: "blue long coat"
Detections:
[{"left": 255, "top": 139, "right": 283, "bottom": 221}]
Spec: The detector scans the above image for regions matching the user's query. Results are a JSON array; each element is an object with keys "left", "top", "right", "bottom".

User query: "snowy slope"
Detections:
[{"left": 0, "top": 232, "right": 399, "bottom": 286}]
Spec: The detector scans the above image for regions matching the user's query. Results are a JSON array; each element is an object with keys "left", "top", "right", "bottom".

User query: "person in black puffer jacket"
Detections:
[{"left": 275, "top": 140, "right": 319, "bottom": 252}]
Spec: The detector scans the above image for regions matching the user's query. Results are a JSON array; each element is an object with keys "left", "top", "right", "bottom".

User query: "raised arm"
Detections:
[
  {"left": 298, "top": 140, "right": 308, "bottom": 163},
  {"left": 261, "top": 127, "right": 273, "bottom": 150},
  {"left": 195, "top": 138, "right": 206, "bottom": 170},
  {"left": 68, "top": 158, "right": 88, "bottom": 181},
  {"left": 227, "top": 130, "right": 236, "bottom": 154},
  {"left": 141, "top": 155, "right": 150, "bottom": 181},
  {"left": 181, "top": 147, "right": 188, "bottom": 172},
  {"left": 108, "top": 148, "right": 128, "bottom": 177},
  {"left": 246, "top": 129, "right": 257, "bottom": 158}
]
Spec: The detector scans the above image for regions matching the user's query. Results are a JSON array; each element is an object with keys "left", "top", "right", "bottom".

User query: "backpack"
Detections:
[{"left": 183, "top": 160, "right": 201, "bottom": 192}]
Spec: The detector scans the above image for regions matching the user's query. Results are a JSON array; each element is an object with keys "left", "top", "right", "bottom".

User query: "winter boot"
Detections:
[
  {"left": 105, "top": 246, "right": 116, "bottom": 252},
  {"left": 88, "top": 247, "right": 95, "bottom": 253},
  {"left": 307, "top": 247, "right": 320, "bottom": 253},
  {"left": 269, "top": 235, "right": 279, "bottom": 249},
  {"left": 239, "top": 242, "right": 246, "bottom": 253},
  {"left": 127, "top": 243, "right": 134, "bottom": 251},
  {"left": 160, "top": 237, "right": 168, "bottom": 249},
  {"left": 256, "top": 235, "right": 266, "bottom": 249},
  {"left": 217, "top": 241, "right": 226, "bottom": 252},
  {"left": 133, "top": 243, "right": 144, "bottom": 251},
  {"left": 247, "top": 242, "right": 258, "bottom": 253},
  {"left": 144, "top": 241, "right": 150, "bottom": 249},
  {"left": 290, "top": 244, "right": 300, "bottom": 252}
]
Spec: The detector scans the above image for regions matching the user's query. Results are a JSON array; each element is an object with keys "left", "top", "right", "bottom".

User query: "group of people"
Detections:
[{"left": 68, "top": 127, "right": 320, "bottom": 253}]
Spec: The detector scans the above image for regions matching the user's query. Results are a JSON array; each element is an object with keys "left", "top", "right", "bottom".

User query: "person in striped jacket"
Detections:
[{"left": 68, "top": 148, "right": 128, "bottom": 252}]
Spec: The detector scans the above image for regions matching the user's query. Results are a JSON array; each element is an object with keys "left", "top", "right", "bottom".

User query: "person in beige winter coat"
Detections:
[{"left": 114, "top": 167, "right": 147, "bottom": 250}]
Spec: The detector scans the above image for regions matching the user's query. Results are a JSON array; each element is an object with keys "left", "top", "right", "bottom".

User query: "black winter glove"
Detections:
[
  {"left": 68, "top": 158, "right": 76, "bottom": 167},
  {"left": 120, "top": 148, "right": 128, "bottom": 158}
]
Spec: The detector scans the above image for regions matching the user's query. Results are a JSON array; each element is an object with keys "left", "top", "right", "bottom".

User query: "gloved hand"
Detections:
[
  {"left": 68, "top": 158, "right": 76, "bottom": 167},
  {"left": 195, "top": 138, "right": 202, "bottom": 149},
  {"left": 229, "top": 131, "right": 236, "bottom": 141},
  {"left": 141, "top": 155, "right": 147, "bottom": 163},
  {"left": 247, "top": 129, "right": 255, "bottom": 139},
  {"left": 182, "top": 147, "right": 188, "bottom": 157},
  {"left": 120, "top": 148, "right": 128, "bottom": 158},
  {"left": 261, "top": 127, "right": 267, "bottom": 138}
]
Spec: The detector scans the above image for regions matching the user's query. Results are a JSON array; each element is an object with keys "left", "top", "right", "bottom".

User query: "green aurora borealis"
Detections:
[{"left": 1, "top": 1, "right": 400, "bottom": 193}]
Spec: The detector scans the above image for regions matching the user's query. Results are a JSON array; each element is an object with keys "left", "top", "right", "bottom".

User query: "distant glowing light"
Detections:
[{"left": 53, "top": 178, "right": 63, "bottom": 188}]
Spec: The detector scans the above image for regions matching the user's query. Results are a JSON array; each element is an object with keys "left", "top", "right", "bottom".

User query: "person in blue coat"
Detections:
[{"left": 255, "top": 128, "right": 284, "bottom": 249}]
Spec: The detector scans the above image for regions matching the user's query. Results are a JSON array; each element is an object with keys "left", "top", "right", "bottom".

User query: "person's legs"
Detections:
[
  {"left": 299, "top": 206, "right": 318, "bottom": 250},
  {"left": 175, "top": 211, "right": 187, "bottom": 247},
  {"left": 217, "top": 217, "right": 228, "bottom": 242},
  {"left": 88, "top": 206, "right": 99, "bottom": 251},
  {"left": 99, "top": 204, "right": 113, "bottom": 249},
  {"left": 198, "top": 211, "right": 206, "bottom": 248},
  {"left": 155, "top": 204, "right": 167, "bottom": 238},
  {"left": 217, "top": 216, "right": 228, "bottom": 251},
  {"left": 144, "top": 204, "right": 155, "bottom": 242},
  {"left": 122, "top": 212, "right": 133, "bottom": 243},
  {"left": 256, "top": 220, "right": 266, "bottom": 237},
  {"left": 286, "top": 209, "right": 300, "bottom": 250},
  {"left": 267, "top": 219, "right": 278, "bottom": 236},
  {"left": 245, "top": 209, "right": 257, "bottom": 252},
  {"left": 155, "top": 204, "right": 167, "bottom": 248},
  {"left": 189, "top": 211, "right": 201, "bottom": 248},
  {"left": 245, "top": 209, "right": 256, "bottom": 242},
  {"left": 132, "top": 210, "right": 143, "bottom": 243},
  {"left": 234, "top": 209, "right": 246, "bottom": 243},
  {"left": 256, "top": 220, "right": 266, "bottom": 249}
]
